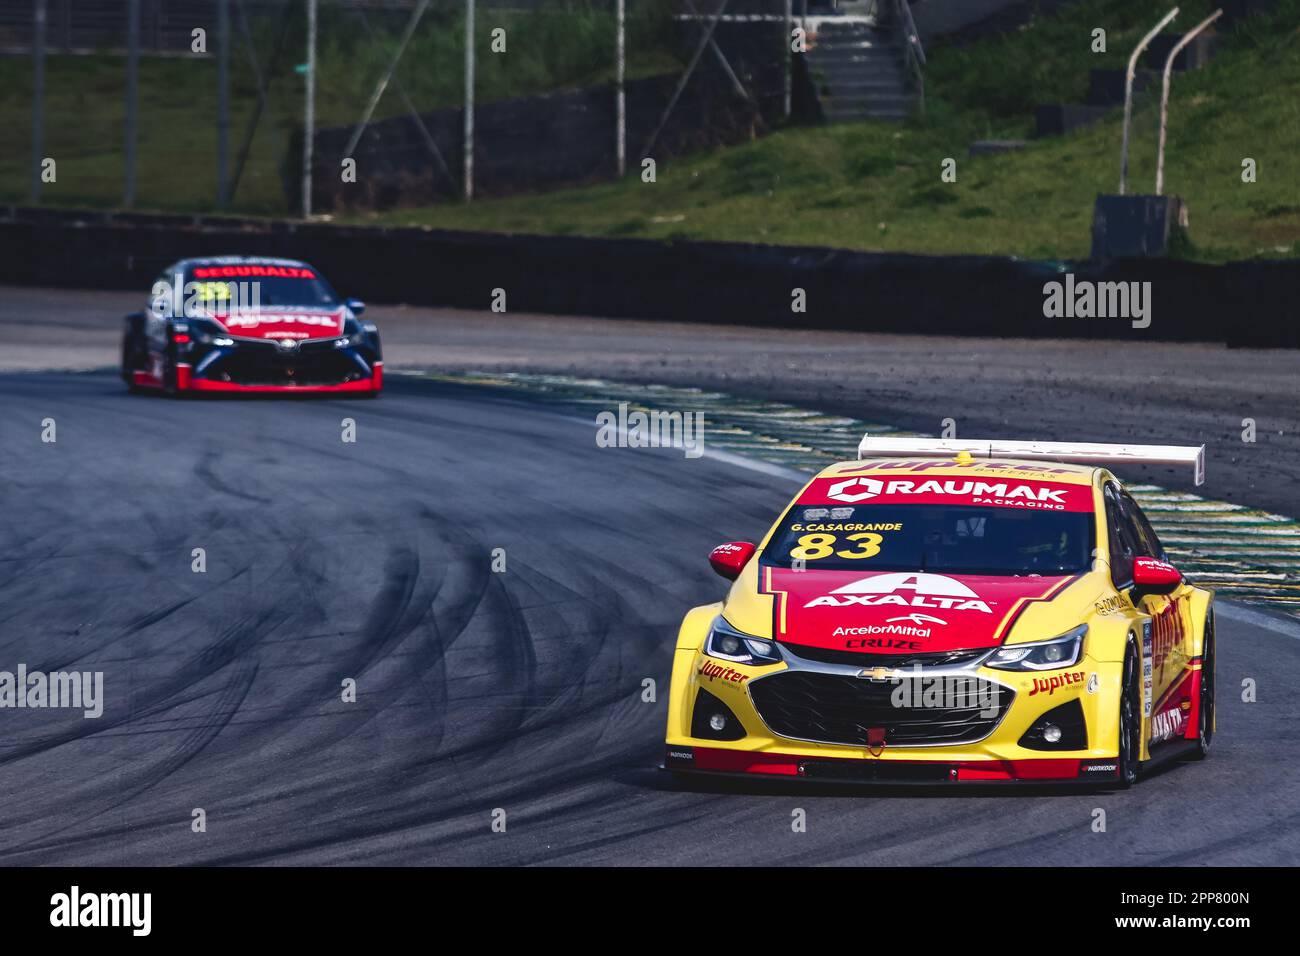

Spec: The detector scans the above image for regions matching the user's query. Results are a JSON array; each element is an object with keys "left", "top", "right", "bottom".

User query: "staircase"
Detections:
[{"left": 805, "top": 13, "right": 919, "bottom": 122}]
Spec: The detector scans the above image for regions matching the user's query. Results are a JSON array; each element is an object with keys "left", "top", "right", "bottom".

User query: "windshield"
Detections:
[
  {"left": 762, "top": 503, "right": 1094, "bottom": 576},
  {"left": 185, "top": 264, "right": 340, "bottom": 308}
]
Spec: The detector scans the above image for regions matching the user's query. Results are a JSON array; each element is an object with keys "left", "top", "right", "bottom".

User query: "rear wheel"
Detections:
[
  {"left": 1116, "top": 636, "right": 1142, "bottom": 788},
  {"left": 1192, "top": 611, "right": 1216, "bottom": 759}
]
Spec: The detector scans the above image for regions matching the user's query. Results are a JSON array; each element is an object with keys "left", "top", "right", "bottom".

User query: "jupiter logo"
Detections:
[{"left": 1028, "top": 671, "right": 1084, "bottom": 696}]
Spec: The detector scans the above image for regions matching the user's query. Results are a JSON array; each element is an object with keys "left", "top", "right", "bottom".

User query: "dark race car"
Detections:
[{"left": 121, "top": 256, "right": 382, "bottom": 396}]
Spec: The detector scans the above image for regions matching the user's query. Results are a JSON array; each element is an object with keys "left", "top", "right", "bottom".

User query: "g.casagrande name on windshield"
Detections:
[{"left": 0, "top": 666, "right": 103, "bottom": 718}]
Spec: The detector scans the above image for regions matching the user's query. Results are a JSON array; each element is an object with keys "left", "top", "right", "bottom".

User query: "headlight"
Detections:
[
  {"left": 704, "top": 616, "right": 781, "bottom": 666},
  {"left": 986, "top": 624, "right": 1087, "bottom": 671},
  {"left": 186, "top": 319, "right": 227, "bottom": 346}
]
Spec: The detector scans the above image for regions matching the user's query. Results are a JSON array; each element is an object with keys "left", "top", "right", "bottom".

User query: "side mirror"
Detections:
[
  {"left": 1132, "top": 556, "right": 1182, "bottom": 595},
  {"left": 709, "top": 541, "right": 757, "bottom": 581},
  {"left": 346, "top": 298, "right": 366, "bottom": 316}
]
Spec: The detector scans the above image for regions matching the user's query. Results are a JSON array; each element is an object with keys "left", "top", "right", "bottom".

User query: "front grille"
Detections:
[
  {"left": 203, "top": 340, "right": 366, "bottom": 386},
  {"left": 750, "top": 671, "right": 1013, "bottom": 747},
  {"left": 780, "top": 644, "right": 990, "bottom": 670}
]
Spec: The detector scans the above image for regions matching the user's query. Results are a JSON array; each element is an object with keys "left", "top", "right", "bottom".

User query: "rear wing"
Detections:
[{"left": 857, "top": 436, "right": 1205, "bottom": 486}]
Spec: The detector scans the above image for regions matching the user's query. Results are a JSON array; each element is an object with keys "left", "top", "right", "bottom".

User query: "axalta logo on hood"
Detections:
[
  {"left": 803, "top": 572, "right": 994, "bottom": 614},
  {"left": 764, "top": 567, "right": 1073, "bottom": 652}
]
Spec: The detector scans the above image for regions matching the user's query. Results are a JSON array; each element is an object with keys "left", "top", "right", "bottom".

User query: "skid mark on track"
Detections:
[
  {"left": 15, "top": 369, "right": 1292, "bottom": 866},
  {"left": 1146, "top": 806, "right": 1300, "bottom": 866},
  {"left": 0, "top": 659, "right": 261, "bottom": 861},
  {"left": 194, "top": 448, "right": 273, "bottom": 504},
  {"left": 191, "top": 534, "right": 683, "bottom": 863}
]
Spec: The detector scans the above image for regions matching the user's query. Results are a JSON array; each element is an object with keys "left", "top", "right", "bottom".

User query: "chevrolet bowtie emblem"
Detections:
[{"left": 858, "top": 667, "right": 895, "bottom": 682}]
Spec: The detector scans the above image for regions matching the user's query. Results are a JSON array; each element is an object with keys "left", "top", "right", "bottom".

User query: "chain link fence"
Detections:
[{"left": 4, "top": 0, "right": 803, "bottom": 216}]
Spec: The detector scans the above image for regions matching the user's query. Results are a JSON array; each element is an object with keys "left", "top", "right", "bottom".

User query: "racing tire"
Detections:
[
  {"left": 160, "top": 344, "right": 183, "bottom": 398},
  {"left": 161, "top": 357, "right": 177, "bottom": 397},
  {"left": 1191, "top": 611, "right": 1215, "bottom": 759},
  {"left": 121, "top": 316, "right": 147, "bottom": 392},
  {"left": 1116, "top": 635, "right": 1142, "bottom": 788}
]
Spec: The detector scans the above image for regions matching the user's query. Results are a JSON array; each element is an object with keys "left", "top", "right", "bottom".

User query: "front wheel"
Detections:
[
  {"left": 121, "top": 320, "right": 147, "bottom": 391},
  {"left": 1116, "top": 635, "right": 1142, "bottom": 788},
  {"left": 159, "top": 342, "right": 184, "bottom": 397}
]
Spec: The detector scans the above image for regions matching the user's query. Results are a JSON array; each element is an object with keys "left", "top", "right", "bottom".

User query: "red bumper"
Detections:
[
  {"left": 141, "top": 363, "right": 383, "bottom": 394},
  {"left": 667, "top": 746, "right": 1120, "bottom": 784},
  {"left": 184, "top": 376, "right": 380, "bottom": 394}
]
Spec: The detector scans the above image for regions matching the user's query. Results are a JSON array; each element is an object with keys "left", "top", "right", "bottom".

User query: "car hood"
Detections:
[
  {"left": 743, "top": 566, "right": 1084, "bottom": 655},
  {"left": 209, "top": 308, "right": 346, "bottom": 341}
]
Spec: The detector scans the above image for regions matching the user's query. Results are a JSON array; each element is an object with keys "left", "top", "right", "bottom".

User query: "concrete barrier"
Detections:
[{"left": 0, "top": 205, "right": 1294, "bottom": 347}]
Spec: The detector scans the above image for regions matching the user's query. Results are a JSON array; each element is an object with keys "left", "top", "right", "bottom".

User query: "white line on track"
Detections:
[
  {"left": 564, "top": 412, "right": 811, "bottom": 485},
  {"left": 1215, "top": 601, "right": 1300, "bottom": 640}
]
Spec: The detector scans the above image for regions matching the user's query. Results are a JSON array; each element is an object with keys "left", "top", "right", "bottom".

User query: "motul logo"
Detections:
[{"left": 224, "top": 313, "right": 340, "bottom": 328}]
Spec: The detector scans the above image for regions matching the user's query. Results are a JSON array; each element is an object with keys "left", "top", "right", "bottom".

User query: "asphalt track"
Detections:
[
  {"left": 2, "top": 369, "right": 1299, "bottom": 866},
  {"left": 6, "top": 285, "right": 1298, "bottom": 516}
]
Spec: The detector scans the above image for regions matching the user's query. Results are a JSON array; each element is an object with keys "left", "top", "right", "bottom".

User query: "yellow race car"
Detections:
[{"left": 664, "top": 438, "right": 1215, "bottom": 787}]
